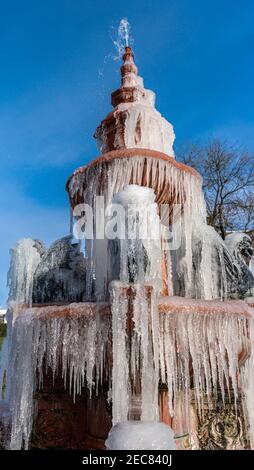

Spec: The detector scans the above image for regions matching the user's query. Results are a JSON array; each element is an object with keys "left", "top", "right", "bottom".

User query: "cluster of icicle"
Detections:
[
  {"left": 105, "top": 185, "right": 254, "bottom": 446},
  {"left": 6, "top": 298, "right": 254, "bottom": 449},
  {"left": 159, "top": 310, "right": 249, "bottom": 420},
  {"left": 7, "top": 305, "right": 111, "bottom": 449},
  {"left": 111, "top": 283, "right": 254, "bottom": 444},
  {"left": 110, "top": 186, "right": 162, "bottom": 424},
  {"left": 69, "top": 155, "right": 233, "bottom": 301}
]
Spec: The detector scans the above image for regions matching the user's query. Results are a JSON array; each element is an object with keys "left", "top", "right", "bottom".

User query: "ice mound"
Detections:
[
  {"left": 112, "top": 184, "right": 156, "bottom": 206},
  {"left": 106, "top": 421, "right": 176, "bottom": 450}
]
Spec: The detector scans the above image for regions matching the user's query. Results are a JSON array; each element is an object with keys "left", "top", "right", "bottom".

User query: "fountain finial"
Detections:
[
  {"left": 94, "top": 42, "right": 175, "bottom": 156},
  {"left": 120, "top": 45, "right": 138, "bottom": 81}
]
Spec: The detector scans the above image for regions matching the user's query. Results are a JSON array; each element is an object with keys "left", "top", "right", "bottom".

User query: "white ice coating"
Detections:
[
  {"left": 112, "top": 101, "right": 175, "bottom": 157},
  {"left": 112, "top": 185, "right": 162, "bottom": 288},
  {"left": 7, "top": 239, "right": 43, "bottom": 308},
  {"left": 225, "top": 232, "right": 250, "bottom": 254},
  {"left": 110, "top": 281, "right": 160, "bottom": 425},
  {"left": 7, "top": 304, "right": 110, "bottom": 449},
  {"left": 106, "top": 421, "right": 176, "bottom": 450},
  {"left": 96, "top": 89, "right": 175, "bottom": 157}
]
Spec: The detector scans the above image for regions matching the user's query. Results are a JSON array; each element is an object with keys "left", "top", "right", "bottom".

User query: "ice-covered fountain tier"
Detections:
[{"left": 2, "top": 46, "right": 254, "bottom": 450}]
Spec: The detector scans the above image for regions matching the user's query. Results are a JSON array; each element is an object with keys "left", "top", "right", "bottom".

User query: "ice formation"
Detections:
[
  {"left": 68, "top": 155, "right": 243, "bottom": 301},
  {"left": 110, "top": 275, "right": 254, "bottom": 434},
  {"left": 69, "top": 156, "right": 203, "bottom": 299},
  {"left": 159, "top": 309, "right": 251, "bottom": 419},
  {"left": 7, "top": 271, "right": 254, "bottom": 449},
  {"left": 111, "top": 185, "right": 162, "bottom": 287},
  {"left": 110, "top": 185, "right": 161, "bottom": 424},
  {"left": 96, "top": 101, "right": 176, "bottom": 156},
  {"left": 7, "top": 303, "right": 111, "bottom": 449},
  {"left": 5, "top": 166, "right": 254, "bottom": 451},
  {"left": 106, "top": 421, "right": 176, "bottom": 450},
  {"left": 225, "top": 232, "right": 254, "bottom": 297},
  {"left": 110, "top": 282, "right": 160, "bottom": 424},
  {"left": 225, "top": 232, "right": 253, "bottom": 256},
  {"left": 7, "top": 239, "right": 44, "bottom": 308},
  {"left": 32, "top": 235, "right": 86, "bottom": 304}
]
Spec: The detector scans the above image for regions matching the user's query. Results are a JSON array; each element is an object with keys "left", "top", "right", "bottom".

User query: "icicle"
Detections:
[
  {"left": 110, "top": 282, "right": 130, "bottom": 424},
  {"left": 158, "top": 308, "right": 251, "bottom": 429}
]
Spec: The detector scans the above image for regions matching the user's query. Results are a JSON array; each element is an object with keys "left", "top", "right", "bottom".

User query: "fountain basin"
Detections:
[
  {"left": 158, "top": 296, "right": 253, "bottom": 317},
  {"left": 66, "top": 148, "right": 202, "bottom": 210}
]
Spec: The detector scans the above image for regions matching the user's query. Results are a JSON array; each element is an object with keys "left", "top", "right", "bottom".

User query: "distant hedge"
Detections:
[{"left": 0, "top": 323, "right": 7, "bottom": 338}]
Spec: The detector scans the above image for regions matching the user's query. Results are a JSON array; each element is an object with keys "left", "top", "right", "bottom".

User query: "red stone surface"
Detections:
[{"left": 32, "top": 369, "right": 111, "bottom": 450}]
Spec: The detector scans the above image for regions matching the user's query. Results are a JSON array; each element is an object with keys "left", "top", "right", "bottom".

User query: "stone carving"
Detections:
[{"left": 196, "top": 397, "right": 248, "bottom": 450}]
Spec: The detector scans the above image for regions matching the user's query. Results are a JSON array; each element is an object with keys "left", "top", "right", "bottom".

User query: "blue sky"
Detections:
[{"left": 0, "top": 0, "right": 253, "bottom": 305}]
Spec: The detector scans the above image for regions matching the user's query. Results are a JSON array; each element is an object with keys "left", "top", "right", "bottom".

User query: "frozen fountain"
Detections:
[{"left": 1, "top": 42, "right": 254, "bottom": 451}]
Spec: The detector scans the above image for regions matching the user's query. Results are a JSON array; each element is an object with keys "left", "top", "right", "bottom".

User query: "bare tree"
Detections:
[{"left": 178, "top": 140, "right": 254, "bottom": 239}]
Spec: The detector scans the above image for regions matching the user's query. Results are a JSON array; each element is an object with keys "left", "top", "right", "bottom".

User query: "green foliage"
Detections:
[{"left": 0, "top": 323, "right": 7, "bottom": 351}]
